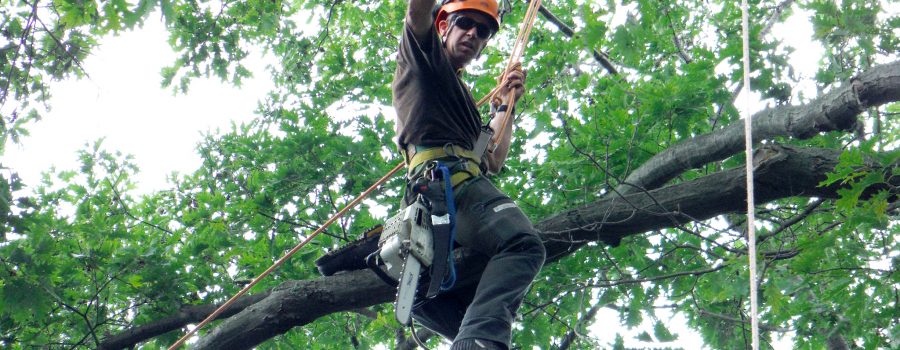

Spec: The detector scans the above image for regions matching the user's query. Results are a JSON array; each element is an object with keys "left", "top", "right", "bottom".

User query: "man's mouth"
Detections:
[{"left": 458, "top": 41, "right": 475, "bottom": 53}]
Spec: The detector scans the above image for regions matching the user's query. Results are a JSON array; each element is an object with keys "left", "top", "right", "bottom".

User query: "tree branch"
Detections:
[
  {"left": 557, "top": 299, "right": 605, "bottom": 350},
  {"left": 532, "top": 2, "right": 619, "bottom": 76},
  {"left": 618, "top": 60, "right": 900, "bottom": 194},
  {"left": 758, "top": 198, "right": 824, "bottom": 243},
  {"left": 760, "top": 0, "right": 796, "bottom": 38},
  {"left": 662, "top": 4, "right": 692, "bottom": 64},
  {"left": 541, "top": 144, "right": 897, "bottom": 260},
  {"left": 587, "top": 265, "right": 727, "bottom": 289},
  {"left": 98, "top": 292, "right": 271, "bottom": 350},
  {"left": 190, "top": 270, "right": 396, "bottom": 349},
  {"left": 698, "top": 309, "right": 788, "bottom": 332}
]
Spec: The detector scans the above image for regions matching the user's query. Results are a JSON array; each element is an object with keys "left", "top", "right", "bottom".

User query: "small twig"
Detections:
[
  {"left": 0, "top": 0, "right": 39, "bottom": 107},
  {"left": 698, "top": 308, "right": 789, "bottom": 332},
  {"left": 760, "top": 0, "right": 796, "bottom": 38},
  {"left": 758, "top": 199, "right": 824, "bottom": 243},
  {"left": 557, "top": 299, "right": 606, "bottom": 350},
  {"left": 808, "top": 266, "right": 893, "bottom": 275},
  {"left": 713, "top": 0, "right": 795, "bottom": 127},
  {"left": 662, "top": 5, "right": 692, "bottom": 64},
  {"left": 109, "top": 182, "right": 175, "bottom": 236},
  {"left": 314, "top": 0, "right": 343, "bottom": 52},
  {"left": 38, "top": 283, "right": 101, "bottom": 348},
  {"left": 531, "top": 1, "right": 619, "bottom": 76},
  {"left": 588, "top": 264, "right": 728, "bottom": 289},
  {"left": 36, "top": 15, "right": 92, "bottom": 80}
]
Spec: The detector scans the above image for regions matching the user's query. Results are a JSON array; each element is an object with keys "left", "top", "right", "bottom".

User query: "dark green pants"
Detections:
[{"left": 405, "top": 175, "right": 545, "bottom": 349}]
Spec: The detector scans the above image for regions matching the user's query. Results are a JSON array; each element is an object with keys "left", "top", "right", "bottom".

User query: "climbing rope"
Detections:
[
  {"left": 167, "top": 2, "right": 545, "bottom": 348},
  {"left": 741, "top": 0, "right": 760, "bottom": 349},
  {"left": 167, "top": 163, "right": 404, "bottom": 350},
  {"left": 477, "top": 0, "right": 541, "bottom": 108},
  {"left": 478, "top": 0, "right": 542, "bottom": 150}
]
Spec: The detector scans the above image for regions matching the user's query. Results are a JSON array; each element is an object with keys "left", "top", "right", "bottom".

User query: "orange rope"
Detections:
[
  {"left": 167, "top": 162, "right": 405, "bottom": 349},
  {"left": 480, "top": 0, "right": 543, "bottom": 151}
]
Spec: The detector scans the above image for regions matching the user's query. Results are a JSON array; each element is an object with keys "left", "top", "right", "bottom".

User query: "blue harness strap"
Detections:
[{"left": 437, "top": 163, "right": 457, "bottom": 291}]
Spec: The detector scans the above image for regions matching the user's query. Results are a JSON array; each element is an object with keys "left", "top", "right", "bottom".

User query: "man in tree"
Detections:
[{"left": 392, "top": 0, "right": 545, "bottom": 349}]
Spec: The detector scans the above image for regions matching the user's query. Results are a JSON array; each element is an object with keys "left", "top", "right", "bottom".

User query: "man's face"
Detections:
[{"left": 439, "top": 11, "right": 495, "bottom": 69}]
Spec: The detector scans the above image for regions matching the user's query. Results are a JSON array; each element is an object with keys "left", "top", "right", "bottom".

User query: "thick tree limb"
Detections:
[
  {"left": 103, "top": 143, "right": 897, "bottom": 349},
  {"left": 98, "top": 292, "right": 271, "bottom": 350},
  {"left": 618, "top": 60, "right": 900, "bottom": 194},
  {"left": 541, "top": 144, "right": 898, "bottom": 260},
  {"left": 190, "top": 271, "right": 396, "bottom": 349}
]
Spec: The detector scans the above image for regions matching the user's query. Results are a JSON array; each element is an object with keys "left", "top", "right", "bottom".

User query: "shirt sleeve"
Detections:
[{"left": 396, "top": 21, "right": 446, "bottom": 75}]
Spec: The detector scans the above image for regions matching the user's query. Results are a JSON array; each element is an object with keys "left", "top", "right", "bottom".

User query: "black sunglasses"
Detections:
[{"left": 451, "top": 16, "right": 495, "bottom": 40}]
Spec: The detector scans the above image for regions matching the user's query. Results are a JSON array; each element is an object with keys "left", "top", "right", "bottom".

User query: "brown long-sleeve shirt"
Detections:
[{"left": 392, "top": 22, "right": 482, "bottom": 151}]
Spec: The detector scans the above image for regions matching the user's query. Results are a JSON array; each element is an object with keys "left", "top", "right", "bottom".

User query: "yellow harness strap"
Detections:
[
  {"left": 447, "top": 162, "right": 481, "bottom": 187},
  {"left": 403, "top": 144, "right": 482, "bottom": 187},
  {"left": 405, "top": 145, "right": 480, "bottom": 169}
]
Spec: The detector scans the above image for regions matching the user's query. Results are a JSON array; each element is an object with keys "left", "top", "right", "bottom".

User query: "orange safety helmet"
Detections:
[{"left": 435, "top": 0, "right": 501, "bottom": 33}]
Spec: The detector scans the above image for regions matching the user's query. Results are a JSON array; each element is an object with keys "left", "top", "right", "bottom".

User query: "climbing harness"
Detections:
[
  {"left": 740, "top": 0, "right": 760, "bottom": 349},
  {"left": 402, "top": 144, "right": 483, "bottom": 186}
]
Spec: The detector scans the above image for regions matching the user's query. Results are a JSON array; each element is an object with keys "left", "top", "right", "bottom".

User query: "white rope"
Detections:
[{"left": 740, "top": 0, "right": 760, "bottom": 349}]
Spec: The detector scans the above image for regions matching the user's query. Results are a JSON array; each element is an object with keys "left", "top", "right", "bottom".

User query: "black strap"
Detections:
[
  {"left": 366, "top": 251, "right": 399, "bottom": 288},
  {"left": 413, "top": 162, "right": 457, "bottom": 298}
]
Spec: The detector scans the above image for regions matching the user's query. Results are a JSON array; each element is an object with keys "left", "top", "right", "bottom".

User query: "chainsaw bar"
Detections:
[{"left": 395, "top": 253, "right": 423, "bottom": 325}]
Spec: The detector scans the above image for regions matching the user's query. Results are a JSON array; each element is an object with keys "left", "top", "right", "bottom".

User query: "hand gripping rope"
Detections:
[
  {"left": 167, "top": 1, "right": 545, "bottom": 348},
  {"left": 480, "top": 0, "right": 542, "bottom": 152}
]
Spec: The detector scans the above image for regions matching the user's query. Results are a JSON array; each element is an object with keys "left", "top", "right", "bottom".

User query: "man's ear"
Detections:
[{"left": 437, "top": 19, "right": 449, "bottom": 36}]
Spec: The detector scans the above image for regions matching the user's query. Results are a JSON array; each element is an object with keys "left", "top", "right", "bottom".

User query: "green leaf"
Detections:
[
  {"left": 636, "top": 330, "right": 653, "bottom": 342},
  {"left": 128, "top": 274, "right": 144, "bottom": 288},
  {"left": 653, "top": 321, "right": 677, "bottom": 342}
]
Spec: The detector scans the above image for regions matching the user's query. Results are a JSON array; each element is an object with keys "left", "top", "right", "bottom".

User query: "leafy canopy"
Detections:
[{"left": 0, "top": 0, "right": 897, "bottom": 349}]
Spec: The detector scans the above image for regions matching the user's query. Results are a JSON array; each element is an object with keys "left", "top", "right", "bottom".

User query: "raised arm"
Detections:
[{"left": 407, "top": 0, "right": 437, "bottom": 41}]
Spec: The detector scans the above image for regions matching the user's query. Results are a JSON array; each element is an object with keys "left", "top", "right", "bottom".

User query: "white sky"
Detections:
[
  {"left": 3, "top": 18, "right": 274, "bottom": 195},
  {"left": 0, "top": 4, "right": 843, "bottom": 349}
]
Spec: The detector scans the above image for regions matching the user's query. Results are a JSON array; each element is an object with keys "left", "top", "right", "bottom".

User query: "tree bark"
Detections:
[
  {"left": 190, "top": 270, "right": 396, "bottom": 349},
  {"left": 102, "top": 144, "right": 898, "bottom": 349},
  {"left": 98, "top": 292, "right": 271, "bottom": 350},
  {"left": 540, "top": 144, "right": 894, "bottom": 261},
  {"left": 617, "top": 60, "right": 900, "bottom": 194},
  {"left": 827, "top": 332, "right": 850, "bottom": 350}
]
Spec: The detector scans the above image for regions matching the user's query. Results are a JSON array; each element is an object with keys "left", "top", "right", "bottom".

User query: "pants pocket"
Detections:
[{"left": 454, "top": 179, "right": 536, "bottom": 256}]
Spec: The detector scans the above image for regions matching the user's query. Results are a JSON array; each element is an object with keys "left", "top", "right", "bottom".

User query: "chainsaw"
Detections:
[{"left": 316, "top": 165, "right": 457, "bottom": 325}]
